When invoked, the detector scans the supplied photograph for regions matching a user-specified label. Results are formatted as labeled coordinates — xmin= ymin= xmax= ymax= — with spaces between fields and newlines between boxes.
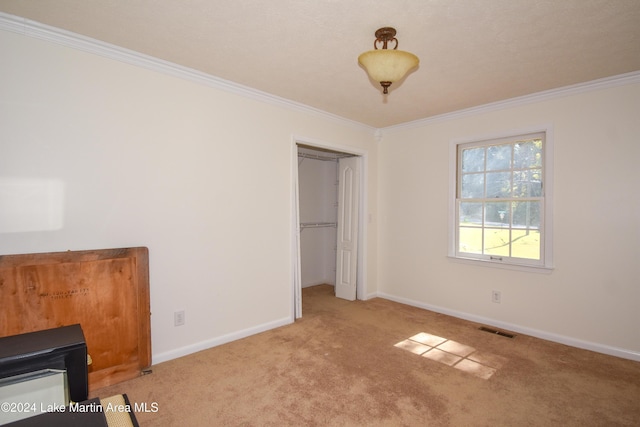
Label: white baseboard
xmin=152 ymin=316 xmax=292 ymax=365
xmin=153 ymin=294 xmax=639 ymax=365
xmin=375 ymin=292 xmax=640 ymax=362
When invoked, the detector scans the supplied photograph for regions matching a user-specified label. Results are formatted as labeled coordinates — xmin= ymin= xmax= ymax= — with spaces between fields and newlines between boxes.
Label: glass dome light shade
xmin=358 ymin=49 xmax=419 ymax=84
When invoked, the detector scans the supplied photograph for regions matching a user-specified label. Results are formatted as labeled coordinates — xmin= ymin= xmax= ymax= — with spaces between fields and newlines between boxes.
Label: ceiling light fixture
xmin=358 ymin=27 xmax=419 ymax=94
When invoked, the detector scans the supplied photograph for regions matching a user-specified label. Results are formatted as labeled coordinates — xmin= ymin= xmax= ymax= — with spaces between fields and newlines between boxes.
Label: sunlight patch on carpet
xmin=394 ymin=333 xmax=508 ymax=380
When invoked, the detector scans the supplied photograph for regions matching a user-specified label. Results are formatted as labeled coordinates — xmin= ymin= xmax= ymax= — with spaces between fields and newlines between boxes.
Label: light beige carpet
xmin=93 ymin=285 xmax=640 ymax=426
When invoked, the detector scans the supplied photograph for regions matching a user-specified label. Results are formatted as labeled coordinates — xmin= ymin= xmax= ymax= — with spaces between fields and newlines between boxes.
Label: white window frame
xmin=448 ymin=126 xmax=554 ymax=273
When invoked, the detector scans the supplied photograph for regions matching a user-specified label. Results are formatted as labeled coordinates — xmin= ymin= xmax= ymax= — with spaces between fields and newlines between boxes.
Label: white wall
xmin=377 ymin=81 xmax=640 ymax=359
xmin=0 ymin=28 xmax=378 ymax=363
xmin=298 ymin=156 xmax=338 ymax=287
xmin=2 ymin=18 xmax=636 ymax=364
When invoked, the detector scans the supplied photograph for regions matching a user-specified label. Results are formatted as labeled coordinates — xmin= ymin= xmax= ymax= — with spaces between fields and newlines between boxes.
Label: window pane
xmin=513 ymin=169 xmax=542 ymax=197
xmin=484 ymin=228 xmax=510 ymax=257
xmin=514 ymin=140 xmax=542 ymax=168
xmin=459 ymin=227 xmax=482 ymax=254
xmin=461 ymin=173 xmax=484 ymax=198
xmin=486 ymin=172 xmax=511 ymax=198
xmin=511 ymin=229 xmax=541 ymax=260
xmin=485 ymin=202 xmax=510 ymax=227
xmin=512 ymin=201 xmax=540 ymax=229
xmin=462 ymin=147 xmax=484 ymax=173
xmin=454 ymin=132 xmax=547 ymax=267
xmin=487 ymin=144 xmax=511 ymax=171
xmin=460 ymin=202 xmax=482 ymax=226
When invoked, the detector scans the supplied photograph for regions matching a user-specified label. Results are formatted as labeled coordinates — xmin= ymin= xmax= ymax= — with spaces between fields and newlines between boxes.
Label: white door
xmin=292 ymin=169 xmax=302 ymax=319
xmin=335 ymin=156 xmax=360 ymax=301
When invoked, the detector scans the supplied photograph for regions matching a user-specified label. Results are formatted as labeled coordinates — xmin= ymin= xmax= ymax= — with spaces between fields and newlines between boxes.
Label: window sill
xmin=447 ymin=255 xmax=553 ymax=274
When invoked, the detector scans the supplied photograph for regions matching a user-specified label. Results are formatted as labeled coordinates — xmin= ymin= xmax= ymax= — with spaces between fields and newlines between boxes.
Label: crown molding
xmin=0 ymin=12 xmax=375 ymax=134
xmin=2 ymin=12 xmax=638 ymax=136
xmin=382 ymin=70 xmax=640 ymax=133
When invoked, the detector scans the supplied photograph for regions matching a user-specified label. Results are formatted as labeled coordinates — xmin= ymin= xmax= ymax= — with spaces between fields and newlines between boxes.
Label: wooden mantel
xmin=0 ymin=247 xmax=151 ymax=391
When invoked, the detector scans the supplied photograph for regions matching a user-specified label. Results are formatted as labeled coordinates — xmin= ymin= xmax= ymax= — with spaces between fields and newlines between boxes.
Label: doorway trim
xmin=291 ymin=135 xmax=368 ymax=320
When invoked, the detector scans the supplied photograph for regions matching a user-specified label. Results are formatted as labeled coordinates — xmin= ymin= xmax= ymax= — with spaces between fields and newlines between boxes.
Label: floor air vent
xmin=479 ymin=326 xmax=515 ymax=339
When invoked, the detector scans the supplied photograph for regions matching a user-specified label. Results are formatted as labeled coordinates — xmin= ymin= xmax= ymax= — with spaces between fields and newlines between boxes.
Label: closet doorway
xmin=293 ymin=141 xmax=364 ymax=319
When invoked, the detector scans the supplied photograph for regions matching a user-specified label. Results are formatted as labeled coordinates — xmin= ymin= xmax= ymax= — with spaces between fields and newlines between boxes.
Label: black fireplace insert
xmin=0 ymin=324 xmax=88 ymax=403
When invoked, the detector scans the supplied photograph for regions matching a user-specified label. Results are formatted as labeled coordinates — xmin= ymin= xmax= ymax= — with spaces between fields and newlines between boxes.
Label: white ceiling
xmin=2 ymin=0 xmax=639 ymax=128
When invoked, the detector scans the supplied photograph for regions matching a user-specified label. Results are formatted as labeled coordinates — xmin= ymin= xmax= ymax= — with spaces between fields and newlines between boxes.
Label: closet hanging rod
xmin=297 ymin=152 xmax=339 ymax=162
xmin=300 ymin=222 xmax=337 ymax=230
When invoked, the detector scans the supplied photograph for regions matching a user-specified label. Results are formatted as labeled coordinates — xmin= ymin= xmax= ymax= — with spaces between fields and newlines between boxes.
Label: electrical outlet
xmin=174 ymin=310 xmax=185 ymax=326
xmin=491 ymin=290 xmax=501 ymax=304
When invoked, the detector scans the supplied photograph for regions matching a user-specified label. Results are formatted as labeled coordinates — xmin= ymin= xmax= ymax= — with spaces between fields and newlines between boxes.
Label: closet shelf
xmin=300 ymin=222 xmax=337 ymax=231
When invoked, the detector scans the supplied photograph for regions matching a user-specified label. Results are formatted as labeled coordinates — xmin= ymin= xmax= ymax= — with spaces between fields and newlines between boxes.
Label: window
xmin=451 ymin=131 xmax=552 ymax=270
